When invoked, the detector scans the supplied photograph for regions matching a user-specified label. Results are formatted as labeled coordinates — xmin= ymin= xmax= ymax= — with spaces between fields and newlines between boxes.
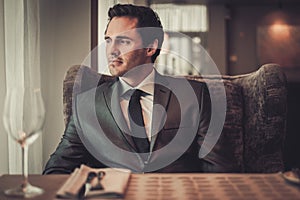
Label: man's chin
xmin=109 ymin=66 xmax=124 ymax=77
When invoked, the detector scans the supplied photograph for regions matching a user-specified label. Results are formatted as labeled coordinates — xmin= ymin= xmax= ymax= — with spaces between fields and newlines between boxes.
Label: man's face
xmin=105 ymin=17 xmax=151 ymax=77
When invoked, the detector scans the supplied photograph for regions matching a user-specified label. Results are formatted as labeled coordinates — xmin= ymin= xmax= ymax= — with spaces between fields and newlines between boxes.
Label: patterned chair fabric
xmin=62 ymin=63 xmax=287 ymax=173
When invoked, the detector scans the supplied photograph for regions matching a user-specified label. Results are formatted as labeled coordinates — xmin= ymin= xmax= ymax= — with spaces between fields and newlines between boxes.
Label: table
xmin=126 ymin=173 xmax=300 ymax=200
xmin=0 ymin=173 xmax=299 ymax=200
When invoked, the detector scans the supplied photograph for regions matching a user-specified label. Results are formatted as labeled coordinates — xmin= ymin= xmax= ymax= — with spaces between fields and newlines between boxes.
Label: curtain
xmin=3 ymin=0 xmax=42 ymax=174
xmin=151 ymin=4 xmax=208 ymax=32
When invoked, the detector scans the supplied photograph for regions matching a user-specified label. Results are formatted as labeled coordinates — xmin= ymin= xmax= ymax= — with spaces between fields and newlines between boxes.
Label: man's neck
xmin=121 ymin=64 xmax=154 ymax=87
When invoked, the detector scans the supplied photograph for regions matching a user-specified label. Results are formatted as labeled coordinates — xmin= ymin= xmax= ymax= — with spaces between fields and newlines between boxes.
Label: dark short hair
xmin=105 ymin=4 xmax=164 ymax=63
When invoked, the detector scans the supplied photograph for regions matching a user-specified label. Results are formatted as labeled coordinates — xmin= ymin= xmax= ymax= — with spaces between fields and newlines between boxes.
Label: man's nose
xmin=108 ymin=41 xmax=120 ymax=57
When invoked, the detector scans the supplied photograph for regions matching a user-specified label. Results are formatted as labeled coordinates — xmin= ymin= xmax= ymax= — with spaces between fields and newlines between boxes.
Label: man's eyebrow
xmin=104 ymin=35 xmax=133 ymax=40
xmin=116 ymin=36 xmax=133 ymax=40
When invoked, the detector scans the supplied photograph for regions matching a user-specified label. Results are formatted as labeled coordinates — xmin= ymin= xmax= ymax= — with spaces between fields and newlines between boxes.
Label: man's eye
xmin=105 ymin=39 xmax=111 ymax=44
xmin=119 ymin=39 xmax=131 ymax=45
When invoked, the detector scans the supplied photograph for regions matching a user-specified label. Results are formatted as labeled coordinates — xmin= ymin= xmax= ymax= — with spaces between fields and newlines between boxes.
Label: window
xmin=150 ymin=4 xmax=208 ymax=75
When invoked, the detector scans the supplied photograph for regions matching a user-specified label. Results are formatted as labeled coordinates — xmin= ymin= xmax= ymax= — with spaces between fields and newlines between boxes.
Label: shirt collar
xmin=119 ymin=68 xmax=155 ymax=97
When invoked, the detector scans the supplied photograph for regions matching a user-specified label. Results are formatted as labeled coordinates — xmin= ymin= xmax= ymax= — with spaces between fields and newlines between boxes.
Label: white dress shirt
xmin=119 ymin=69 xmax=155 ymax=141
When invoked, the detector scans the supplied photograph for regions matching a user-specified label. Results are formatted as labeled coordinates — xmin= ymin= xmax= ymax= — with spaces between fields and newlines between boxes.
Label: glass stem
xmin=21 ymin=141 xmax=29 ymax=188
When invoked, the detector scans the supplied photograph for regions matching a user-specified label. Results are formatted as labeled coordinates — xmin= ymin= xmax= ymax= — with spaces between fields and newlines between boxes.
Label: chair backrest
xmin=63 ymin=65 xmax=111 ymax=126
xmin=62 ymin=63 xmax=287 ymax=173
xmin=231 ymin=64 xmax=287 ymax=173
xmin=186 ymin=64 xmax=287 ymax=172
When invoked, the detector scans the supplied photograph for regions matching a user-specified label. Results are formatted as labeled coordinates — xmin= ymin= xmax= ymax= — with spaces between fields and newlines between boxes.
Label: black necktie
xmin=128 ymin=89 xmax=150 ymax=154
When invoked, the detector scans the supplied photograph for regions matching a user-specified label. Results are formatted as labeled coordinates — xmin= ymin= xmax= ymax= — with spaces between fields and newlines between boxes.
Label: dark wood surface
xmin=0 ymin=175 xmax=68 ymax=200
xmin=1 ymin=173 xmax=300 ymax=200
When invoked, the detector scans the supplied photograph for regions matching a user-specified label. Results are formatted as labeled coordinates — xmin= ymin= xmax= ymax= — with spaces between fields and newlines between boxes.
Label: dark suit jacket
xmin=43 ymin=72 xmax=239 ymax=174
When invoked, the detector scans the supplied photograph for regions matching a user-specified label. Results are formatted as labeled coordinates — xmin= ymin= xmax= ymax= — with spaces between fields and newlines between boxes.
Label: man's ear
xmin=146 ymin=39 xmax=158 ymax=57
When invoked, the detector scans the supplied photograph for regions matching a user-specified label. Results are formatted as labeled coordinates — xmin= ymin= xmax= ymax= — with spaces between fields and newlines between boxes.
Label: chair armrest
xmin=233 ymin=63 xmax=288 ymax=172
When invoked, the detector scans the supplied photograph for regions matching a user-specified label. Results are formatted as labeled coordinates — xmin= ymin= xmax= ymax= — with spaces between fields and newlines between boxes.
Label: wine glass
xmin=3 ymin=87 xmax=45 ymax=198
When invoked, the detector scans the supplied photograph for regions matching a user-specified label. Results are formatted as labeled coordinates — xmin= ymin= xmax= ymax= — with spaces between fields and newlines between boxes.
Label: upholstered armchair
xmin=62 ymin=63 xmax=287 ymax=173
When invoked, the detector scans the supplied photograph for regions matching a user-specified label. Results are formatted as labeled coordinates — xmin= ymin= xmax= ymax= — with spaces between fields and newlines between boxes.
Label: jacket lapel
xmin=98 ymin=79 xmax=138 ymax=152
xmin=151 ymin=74 xmax=178 ymax=151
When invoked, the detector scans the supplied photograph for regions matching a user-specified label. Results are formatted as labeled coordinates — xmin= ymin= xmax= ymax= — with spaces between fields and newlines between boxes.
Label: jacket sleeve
xmin=43 ymin=116 xmax=104 ymax=174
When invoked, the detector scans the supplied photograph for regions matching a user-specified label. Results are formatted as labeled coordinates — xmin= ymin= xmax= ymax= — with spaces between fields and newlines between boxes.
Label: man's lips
xmin=109 ymin=59 xmax=123 ymax=65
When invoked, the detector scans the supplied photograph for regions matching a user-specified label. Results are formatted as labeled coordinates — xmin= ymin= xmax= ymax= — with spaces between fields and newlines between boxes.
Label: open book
xmin=56 ymin=165 xmax=131 ymax=199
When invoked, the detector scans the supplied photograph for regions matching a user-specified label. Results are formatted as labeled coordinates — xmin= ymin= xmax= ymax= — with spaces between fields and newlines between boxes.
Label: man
xmin=43 ymin=4 xmax=238 ymax=174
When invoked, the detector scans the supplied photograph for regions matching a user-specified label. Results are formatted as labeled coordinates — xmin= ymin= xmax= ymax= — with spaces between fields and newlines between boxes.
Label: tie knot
xmin=130 ymin=89 xmax=143 ymax=99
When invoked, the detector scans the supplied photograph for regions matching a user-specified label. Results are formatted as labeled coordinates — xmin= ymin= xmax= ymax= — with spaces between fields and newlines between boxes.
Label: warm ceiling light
xmin=269 ymin=23 xmax=290 ymax=39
